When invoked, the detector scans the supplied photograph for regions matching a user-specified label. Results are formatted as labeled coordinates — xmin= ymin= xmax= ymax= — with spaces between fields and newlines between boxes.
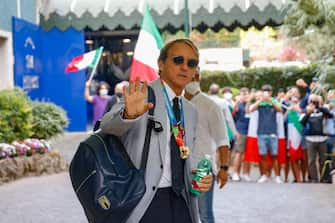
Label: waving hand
xmin=123 ymin=77 xmax=154 ymax=119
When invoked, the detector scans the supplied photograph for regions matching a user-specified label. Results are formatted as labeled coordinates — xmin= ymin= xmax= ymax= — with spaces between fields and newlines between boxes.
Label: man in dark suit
xmin=101 ymin=39 xmax=212 ymax=223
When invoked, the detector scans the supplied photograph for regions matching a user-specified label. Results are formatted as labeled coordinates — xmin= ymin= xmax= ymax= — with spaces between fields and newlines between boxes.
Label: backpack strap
xmin=140 ymin=86 xmax=156 ymax=170
xmin=86 ymin=86 xmax=156 ymax=171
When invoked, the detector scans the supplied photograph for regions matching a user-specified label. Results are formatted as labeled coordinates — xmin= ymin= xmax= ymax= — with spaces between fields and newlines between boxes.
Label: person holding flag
xmin=286 ymin=96 xmax=303 ymax=182
xmin=65 ymin=46 xmax=106 ymax=128
xmin=84 ymin=80 xmax=111 ymax=128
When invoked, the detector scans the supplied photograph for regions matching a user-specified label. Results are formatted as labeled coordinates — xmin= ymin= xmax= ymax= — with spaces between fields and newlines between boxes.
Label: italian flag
xmin=65 ymin=47 xmax=103 ymax=73
xmin=287 ymin=110 xmax=303 ymax=161
xmin=130 ymin=5 xmax=163 ymax=82
xmin=244 ymin=111 xmax=286 ymax=164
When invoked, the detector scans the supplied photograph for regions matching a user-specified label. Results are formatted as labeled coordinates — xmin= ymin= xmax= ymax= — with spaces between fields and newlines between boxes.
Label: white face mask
xmin=185 ymin=81 xmax=200 ymax=95
xmin=224 ymin=92 xmax=233 ymax=100
xmin=99 ymin=89 xmax=108 ymax=96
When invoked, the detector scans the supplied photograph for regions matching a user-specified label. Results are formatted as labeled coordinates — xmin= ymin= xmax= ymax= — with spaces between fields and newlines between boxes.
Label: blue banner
xmin=12 ymin=17 xmax=87 ymax=131
xmin=12 ymin=17 xmax=42 ymax=99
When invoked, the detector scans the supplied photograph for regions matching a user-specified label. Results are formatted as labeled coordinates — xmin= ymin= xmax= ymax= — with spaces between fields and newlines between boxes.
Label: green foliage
xmin=0 ymin=88 xmax=33 ymax=143
xmin=283 ymin=0 xmax=328 ymax=37
xmin=312 ymin=57 xmax=335 ymax=96
xmin=0 ymin=88 xmax=69 ymax=143
xmin=31 ymin=101 xmax=69 ymax=139
xmin=282 ymin=0 xmax=335 ymax=62
xmin=161 ymin=28 xmax=241 ymax=48
xmin=199 ymin=64 xmax=334 ymax=94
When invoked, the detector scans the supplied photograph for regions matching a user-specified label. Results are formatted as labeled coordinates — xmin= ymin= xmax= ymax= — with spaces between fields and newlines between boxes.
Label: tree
xmin=282 ymin=0 xmax=335 ymax=93
xmin=282 ymin=0 xmax=335 ymax=61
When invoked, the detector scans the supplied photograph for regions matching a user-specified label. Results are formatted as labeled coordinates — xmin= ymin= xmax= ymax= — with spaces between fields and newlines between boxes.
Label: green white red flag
xmin=65 ymin=47 xmax=103 ymax=73
xmin=287 ymin=110 xmax=303 ymax=161
xmin=130 ymin=5 xmax=163 ymax=82
xmin=244 ymin=111 xmax=286 ymax=164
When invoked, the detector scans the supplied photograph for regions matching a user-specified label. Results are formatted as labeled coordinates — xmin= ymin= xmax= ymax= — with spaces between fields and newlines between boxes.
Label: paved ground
xmin=0 ymin=132 xmax=334 ymax=223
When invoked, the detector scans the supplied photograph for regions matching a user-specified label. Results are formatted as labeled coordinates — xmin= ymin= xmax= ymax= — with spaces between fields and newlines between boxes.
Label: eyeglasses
xmin=172 ymin=55 xmax=198 ymax=68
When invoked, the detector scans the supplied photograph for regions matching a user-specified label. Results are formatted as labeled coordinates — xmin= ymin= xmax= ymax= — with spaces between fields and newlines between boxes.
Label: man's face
xmin=277 ymin=92 xmax=285 ymax=99
xmin=290 ymin=87 xmax=300 ymax=98
xmin=240 ymin=91 xmax=249 ymax=102
xmin=309 ymin=95 xmax=320 ymax=108
xmin=159 ymin=42 xmax=198 ymax=92
xmin=263 ymin=90 xmax=272 ymax=97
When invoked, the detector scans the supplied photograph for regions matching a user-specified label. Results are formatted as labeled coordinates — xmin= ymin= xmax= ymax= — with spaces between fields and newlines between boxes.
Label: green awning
xmin=40 ymin=0 xmax=290 ymax=32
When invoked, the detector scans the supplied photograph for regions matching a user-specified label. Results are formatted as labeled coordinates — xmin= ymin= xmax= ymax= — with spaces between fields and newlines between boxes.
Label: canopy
xmin=40 ymin=0 xmax=289 ymax=32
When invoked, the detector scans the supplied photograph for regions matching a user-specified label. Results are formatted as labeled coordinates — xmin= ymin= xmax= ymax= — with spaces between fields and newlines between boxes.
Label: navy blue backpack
xmin=69 ymin=87 xmax=156 ymax=223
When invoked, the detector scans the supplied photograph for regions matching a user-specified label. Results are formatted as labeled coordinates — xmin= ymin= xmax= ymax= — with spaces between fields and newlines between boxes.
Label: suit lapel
xmin=151 ymin=79 xmax=167 ymax=163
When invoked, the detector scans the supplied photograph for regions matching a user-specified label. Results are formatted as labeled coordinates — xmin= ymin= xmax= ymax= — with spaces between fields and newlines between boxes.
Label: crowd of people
xmin=82 ymin=38 xmax=334 ymax=223
xmin=210 ymin=77 xmax=335 ymax=184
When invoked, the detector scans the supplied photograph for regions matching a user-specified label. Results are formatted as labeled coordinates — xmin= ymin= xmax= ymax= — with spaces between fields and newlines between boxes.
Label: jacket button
xmin=160 ymin=165 xmax=163 ymax=169
xmin=152 ymin=186 xmax=156 ymax=191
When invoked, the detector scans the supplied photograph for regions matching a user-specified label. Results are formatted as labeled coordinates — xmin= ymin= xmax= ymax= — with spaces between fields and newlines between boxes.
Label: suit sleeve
xmin=100 ymin=100 xmax=142 ymax=136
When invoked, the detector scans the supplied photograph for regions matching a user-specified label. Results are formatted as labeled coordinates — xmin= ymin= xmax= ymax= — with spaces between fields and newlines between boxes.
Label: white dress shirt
xmin=191 ymin=92 xmax=230 ymax=174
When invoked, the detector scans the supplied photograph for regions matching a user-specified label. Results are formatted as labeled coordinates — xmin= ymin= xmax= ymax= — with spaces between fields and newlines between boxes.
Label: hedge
xmin=200 ymin=64 xmax=335 ymax=94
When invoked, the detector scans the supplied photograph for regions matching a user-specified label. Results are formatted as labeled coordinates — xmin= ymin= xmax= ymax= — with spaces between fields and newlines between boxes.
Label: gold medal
xmin=180 ymin=146 xmax=190 ymax=159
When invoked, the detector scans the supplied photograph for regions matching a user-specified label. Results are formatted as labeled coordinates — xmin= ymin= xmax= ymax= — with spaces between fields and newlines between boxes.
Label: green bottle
xmin=190 ymin=154 xmax=212 ymax=196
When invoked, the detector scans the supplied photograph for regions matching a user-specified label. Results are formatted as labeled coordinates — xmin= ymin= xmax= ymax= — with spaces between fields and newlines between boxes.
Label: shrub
xmin=31 ymin=101 xmax=69 ymax=139
xmin=0 ymin=88 xmax=33 ymax=143
xmin=200 ymin=64 xmax=327 ymax=94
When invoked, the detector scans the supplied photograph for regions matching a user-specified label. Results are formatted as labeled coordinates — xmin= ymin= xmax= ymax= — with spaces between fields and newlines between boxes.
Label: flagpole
xmin=184 ymin=0 xmax=190 ymax=38
xmin=88 ymin=46 xmax=104 ymax=82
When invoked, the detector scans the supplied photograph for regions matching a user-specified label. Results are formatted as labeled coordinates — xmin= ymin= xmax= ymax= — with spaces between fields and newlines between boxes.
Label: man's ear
xmin=158 ymin=60 xmax=164 ymax=73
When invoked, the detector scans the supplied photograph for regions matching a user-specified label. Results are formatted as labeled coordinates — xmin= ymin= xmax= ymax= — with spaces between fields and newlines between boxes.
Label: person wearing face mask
xmin=103 ymin=81 xmax=129 ymax=115
xmin=84 ymin=80 xmax=112 ymax=129
xmin=301 ymin=94 xmax=333 ymax=182
xmin=222 ymin=87 xmax=234 ymax=111
xmin=185 ymin=69 xmax=230 ymax=223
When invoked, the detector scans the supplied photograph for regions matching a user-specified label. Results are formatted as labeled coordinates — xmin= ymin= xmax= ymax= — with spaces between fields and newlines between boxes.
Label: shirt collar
xmin=162 ymin=80 xmax=184 ymax=102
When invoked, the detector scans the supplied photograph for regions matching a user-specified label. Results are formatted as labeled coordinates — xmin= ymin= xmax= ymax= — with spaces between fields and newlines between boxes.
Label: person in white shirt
xmin=208 ymin=84 xmax=239 ymax=143
xmin=185 ymin=71 xmax=230 ymax=223
xmin=207 ymin=83 xmax=239 ymax=181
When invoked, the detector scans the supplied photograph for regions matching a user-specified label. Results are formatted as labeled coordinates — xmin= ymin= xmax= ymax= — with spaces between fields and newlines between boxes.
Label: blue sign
xmin=12 ymin=17 xmax=87 ymax=131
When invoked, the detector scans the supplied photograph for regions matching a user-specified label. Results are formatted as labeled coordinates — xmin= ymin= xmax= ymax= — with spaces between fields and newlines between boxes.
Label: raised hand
xmin=123 ymin=77 xmax=154 ymax=119
xmin=296 ymin=79 xmax=307 ymax=88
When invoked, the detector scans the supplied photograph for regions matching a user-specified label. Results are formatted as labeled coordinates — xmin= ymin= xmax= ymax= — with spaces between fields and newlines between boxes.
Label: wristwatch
xmin=220 ymin=165 xmax=229 ymax=171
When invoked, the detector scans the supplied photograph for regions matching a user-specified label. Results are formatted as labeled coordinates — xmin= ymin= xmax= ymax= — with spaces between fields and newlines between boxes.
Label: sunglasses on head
xmin=172 ymin=55 xmax=198 ymax=68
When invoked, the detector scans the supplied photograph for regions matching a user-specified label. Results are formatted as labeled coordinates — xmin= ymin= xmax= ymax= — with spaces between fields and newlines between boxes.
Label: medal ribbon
xmin=161 ymin=80 xmax=189 ymax=159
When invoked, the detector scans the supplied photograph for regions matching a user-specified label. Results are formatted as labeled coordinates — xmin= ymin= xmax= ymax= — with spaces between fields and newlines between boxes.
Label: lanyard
xmin=161 ymin=80 xmax=184 ymax=133
xmin=160 ymin=80 xmax=189 ymax=159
